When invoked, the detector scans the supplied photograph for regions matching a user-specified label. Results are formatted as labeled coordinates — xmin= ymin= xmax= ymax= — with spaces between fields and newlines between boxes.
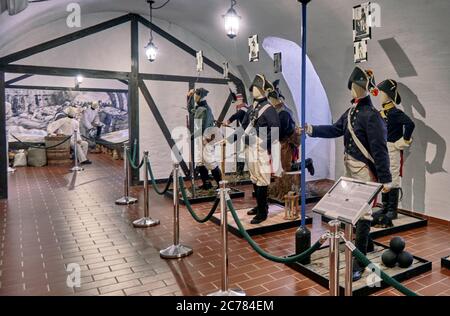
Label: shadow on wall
xmin=398 ymin=83 xmax=447 ymax=214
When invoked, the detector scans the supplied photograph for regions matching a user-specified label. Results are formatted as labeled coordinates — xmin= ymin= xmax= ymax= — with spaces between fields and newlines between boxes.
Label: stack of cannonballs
xmin=381 ymin=236 xmax=414 ymax=268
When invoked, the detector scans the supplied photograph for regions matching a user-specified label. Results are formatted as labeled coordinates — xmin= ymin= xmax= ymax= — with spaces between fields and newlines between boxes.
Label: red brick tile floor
xmin=0 ymin=153 xmax=449 ymax=296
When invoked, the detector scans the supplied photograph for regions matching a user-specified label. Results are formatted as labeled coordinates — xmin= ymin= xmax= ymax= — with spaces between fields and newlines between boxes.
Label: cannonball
xmin=381 ymin=249 xmax=398 ymax=268
xmin=397 ymin=251 xmax=414 ymax=268
xmin=389 ymin=236 xmax=406 ymax=254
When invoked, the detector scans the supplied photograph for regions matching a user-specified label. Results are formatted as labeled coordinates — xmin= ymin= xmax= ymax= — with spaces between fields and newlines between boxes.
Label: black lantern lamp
xmin=145 ymin=0 xmax=158 ymax=61
xmin=223 ymin=0 xmax=240 ymax=39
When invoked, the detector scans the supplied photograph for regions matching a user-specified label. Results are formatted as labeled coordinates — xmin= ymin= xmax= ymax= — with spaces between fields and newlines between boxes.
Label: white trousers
xmin=194 ymin=137 xmax=218 ymax=171
xmin=246 ymin=138 xmax=272 ymax=186
xmin=71 ymin=140 xmax=89 ymax=163
xmin=344 ymin=154 xmax=375 ymax=182
xmin=387 ymin=142 xmax=401 ymax=188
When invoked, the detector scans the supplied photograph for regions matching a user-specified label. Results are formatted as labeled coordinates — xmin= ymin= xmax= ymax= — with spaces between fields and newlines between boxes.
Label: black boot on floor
xmin=305 ymin=158 xmax=315 ymax=176
xmin=372 ymin=191 xmax=393 ymax=228
xmin=251 ymin=186 xmax=268 ymax=224
xmin=211 ymin=167 xmax=222 ymax=188
xmin=198 ymin=166 xmax=212 ymax=190
xmin=386 ymin=188 xmax=399 ymax=220
xmin=247 ymin=184 xmax=258 ymax=215
xmin=236 ymin=161 xmax=245 ymax=176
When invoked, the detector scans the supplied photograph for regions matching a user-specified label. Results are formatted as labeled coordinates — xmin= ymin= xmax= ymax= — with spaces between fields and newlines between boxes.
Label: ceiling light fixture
xmin=223 ymin=0 xmax=241 ymax=39
xmin=145 ymin=0 xmax=158 ymax=62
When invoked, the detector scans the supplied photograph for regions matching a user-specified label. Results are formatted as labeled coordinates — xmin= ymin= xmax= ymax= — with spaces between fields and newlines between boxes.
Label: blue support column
xmin=295 ymin=0 xmax=311 ymax=264
xmin=300 ymin=0 xmax=308 ymax=227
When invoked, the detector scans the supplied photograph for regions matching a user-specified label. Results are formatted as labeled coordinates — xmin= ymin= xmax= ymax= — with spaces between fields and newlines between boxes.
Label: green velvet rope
xmin=178 ymin=176 xmax=220 ymax=223
xmin=352 ymin=248 xmax=418 ymax=296
xmin=126 ymin=148 xmax=144 ymax=170
xmin=226 ymin=199 xmax=323 ymax=263
xmin=146 ymin=161 xmax=173 ymax=195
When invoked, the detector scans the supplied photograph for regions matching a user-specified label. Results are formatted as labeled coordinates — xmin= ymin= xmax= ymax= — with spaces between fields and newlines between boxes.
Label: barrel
xmin=45 ymin=135 xmax=71 ymax=165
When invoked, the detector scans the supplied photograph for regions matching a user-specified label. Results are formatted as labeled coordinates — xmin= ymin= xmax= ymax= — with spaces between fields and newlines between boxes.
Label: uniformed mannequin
xmin=187 ymin=88 xmax=222 ymax=190
xmin=242 ymin=74 xmax=280 ymax=224
xmin=305 ymin=67 xmax=392 ymax=281
xmin=47 ymin=106 xmax=92 ymax=165
xmin=372 ymin=80 xmax=415 ymax=227
xmin=267 ymin=80 xmax=314 ymax=200
xmin=226 ymin=93 xmax=249 ymax=175
xmin=80 ymin=101 xmax=103 ymax=147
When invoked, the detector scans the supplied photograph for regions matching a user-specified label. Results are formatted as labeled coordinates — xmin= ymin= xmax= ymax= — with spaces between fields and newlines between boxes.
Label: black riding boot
xmin=352 ymin=219 xmax=372 ymax=281
xmin=251 ymin=186 xmax=268 ymax=224
xmin=382 ymin=191 xmax=389 ymax=212
xmin=211 ymin=166 xmax=222 ymax=188
xmin=247 ymin=184 xmax=258 ymax=215
xmin=198 ymin=166 xmax=212 ymax=190
xmin=305 ymin=158 xmax=315 ymax=176
xmin=236 ymin=161 xmax=245 ymax=175
xmin=386 ymin=188 xmax=399 ymax=220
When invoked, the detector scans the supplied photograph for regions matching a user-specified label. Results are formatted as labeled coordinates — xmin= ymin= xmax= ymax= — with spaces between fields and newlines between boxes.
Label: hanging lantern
xmin=145 ymin=0 xmax=158 ymax=62
xmin=145 ymin=40 xmax=158 ymax=62
xmin=224 ymin=0 xmax=240 ymax=39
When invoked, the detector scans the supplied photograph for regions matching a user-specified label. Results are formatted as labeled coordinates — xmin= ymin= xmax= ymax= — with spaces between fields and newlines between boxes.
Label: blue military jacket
xmin=380 ymin=102 xmax=415 ymax=143
xmin=311 ymin=95 xmax=392 ymax=183
xmin=242 ymin=98 xmax=280 ymax=154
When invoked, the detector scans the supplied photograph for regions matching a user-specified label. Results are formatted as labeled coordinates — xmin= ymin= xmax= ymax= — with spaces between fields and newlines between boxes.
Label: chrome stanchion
xmin=133 ymin=151 xmax=160 ymax=228
xmin=116 ymin=145 xmax=138 ymax=205
xmin=328 ymin=220 xmax=341 ymax=296
xmin=70 ymin=130 xmax=84 ymax=172
xmin=160 ymin=164 xmax=193 ymax=259
xmin=208 ymin=181 xmax=245 ymax=296
xmin=344 ymin=223 xmax=353 ymax=296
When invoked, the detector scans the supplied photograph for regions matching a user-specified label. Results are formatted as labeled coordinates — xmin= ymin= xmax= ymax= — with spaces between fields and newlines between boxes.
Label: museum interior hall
xmin=0 ymin=0 xmax=449 ymax=299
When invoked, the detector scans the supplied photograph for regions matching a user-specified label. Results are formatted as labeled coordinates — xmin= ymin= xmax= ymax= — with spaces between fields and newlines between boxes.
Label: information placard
xmin=313 ymin=177 xmax=382 ymax=225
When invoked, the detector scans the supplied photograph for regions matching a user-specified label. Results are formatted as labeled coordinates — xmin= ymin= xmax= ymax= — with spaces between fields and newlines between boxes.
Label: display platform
xmin=210 ymin=203 xmax=312 ymax=238
xmin=286 ymin=241 xmax=432 ymax=296
xmin=224 ymin=172 xmax=253 ymax=186
xmin=165 ymin=187 xmax=244 ymax=205
xmin=321 ymin=208 xmax=428 ymax=239
xmin=266 ymin=179 xmax=335 ymax=204
xmin=442 ymin=256 xmax=450 ymax=269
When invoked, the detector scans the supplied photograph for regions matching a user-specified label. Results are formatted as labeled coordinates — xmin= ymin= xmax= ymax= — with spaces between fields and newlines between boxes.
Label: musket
xmin=186 ymin=114 xmax=196 ymax=197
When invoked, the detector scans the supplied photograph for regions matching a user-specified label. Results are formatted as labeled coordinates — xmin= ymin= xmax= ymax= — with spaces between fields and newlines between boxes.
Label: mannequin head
xmin=252 ymin=86 xmax=265 ymax=99
xmin=348 ymin=67 xmax=378 ymax=99
xmin=194 ymin=88 xmax=209 ymax=104
xmin=377 ymin=79 xmax=401 ymax=105
xmin=351 ymin=83 xmax=367 ymax=99
xmin=249 ymin=74 xmax=272 ymax=100
xmin=379 ymin=91 xmax=392 ymax=105
xmin=268 ymin=80 xmax=283 ymax=107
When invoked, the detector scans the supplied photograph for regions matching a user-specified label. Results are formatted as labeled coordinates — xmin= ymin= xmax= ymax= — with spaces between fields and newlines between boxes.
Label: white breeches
xmin=71 ymin=140 xmax=89 ymax=163
xmin=194 ymin=137 xmax=218 ymax=171
xmin=387 ymin=142 xmax=401 ymax=188
xmin=246 ymin=138 xmax=272 ymax=186
xmin=344 ymin=154 xmax=375 ymax=182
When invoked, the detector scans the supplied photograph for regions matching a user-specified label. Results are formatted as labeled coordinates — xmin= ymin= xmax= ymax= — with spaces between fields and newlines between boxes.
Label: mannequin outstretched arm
xmin=309 ymin=110 xmax=348 ymax=138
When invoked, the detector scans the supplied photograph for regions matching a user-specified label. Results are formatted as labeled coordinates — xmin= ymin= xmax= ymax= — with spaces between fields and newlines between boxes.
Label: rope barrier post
xmin=344 ymin=222 xmax=353 ymax=296
xmin=208 ymin=180 xmax=245 ymax=297
xmin=160 ymin=164 xmax=193 ymax=259
xmin=133 ymin=151 xmax=160 ymax=228
xmin=116 ymin=145 xmax=138 ymax=205
xmin=221 ymin=127 xmax=226 ymax=179
xmin=329 ymin=220 xmax=341 ymax=296
xmin=70 ymin=130 xmax=84 ymax=172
